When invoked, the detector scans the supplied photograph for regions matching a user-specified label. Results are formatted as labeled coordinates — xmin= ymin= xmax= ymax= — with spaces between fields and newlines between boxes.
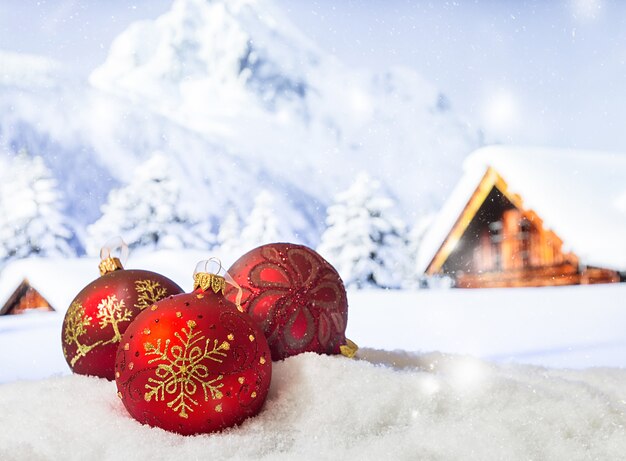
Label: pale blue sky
xmin=1 ymin=0 xmax=625 ymax=152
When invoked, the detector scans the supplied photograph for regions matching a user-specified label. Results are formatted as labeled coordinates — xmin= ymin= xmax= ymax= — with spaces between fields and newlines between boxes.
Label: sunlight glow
xmin=350 ymin=88 xmax=373 ymax=118
xmin=449 ymin=357 xmax=489 ymax=391
xmin=482 ymin=88 xmax=521 ymax=138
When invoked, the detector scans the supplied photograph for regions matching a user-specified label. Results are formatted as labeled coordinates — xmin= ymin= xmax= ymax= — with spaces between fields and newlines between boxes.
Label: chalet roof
xmin=417 ymin=145 xmax=626 ymax=274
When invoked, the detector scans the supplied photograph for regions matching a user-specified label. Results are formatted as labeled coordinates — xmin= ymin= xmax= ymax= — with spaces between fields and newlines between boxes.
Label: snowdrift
xmin=0 ymin=351 xmax=625 ymax=460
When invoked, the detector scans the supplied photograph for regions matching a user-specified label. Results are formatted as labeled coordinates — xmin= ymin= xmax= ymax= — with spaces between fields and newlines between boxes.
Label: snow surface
xmin=417 ymin=145 xmax=626 ymax=273
xmin=348 ymin=284 xmax=626 ymax=369
xmin=0 ymin=352 xmax=625 ymax=460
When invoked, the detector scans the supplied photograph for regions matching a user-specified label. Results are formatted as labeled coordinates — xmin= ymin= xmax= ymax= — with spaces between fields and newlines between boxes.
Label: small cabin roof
xmin=0 ymin=249 xmax=217 ymax=315
xmin=0 ymin=279 xmax=52 ymax=315
xmin=417 ymin=145 xmax=626 ymax=274
xmin=0 ymin=258 xmax=98 ymax=315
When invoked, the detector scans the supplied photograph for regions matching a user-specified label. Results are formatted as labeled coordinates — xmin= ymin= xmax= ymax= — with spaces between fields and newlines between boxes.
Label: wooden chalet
xmin=418 ymin=146 xmax=626 ymax=288
xmin=0 ymin=278 xmax=54 ymax=315
xmin=0 ymin=258 xmax=98 ymax=318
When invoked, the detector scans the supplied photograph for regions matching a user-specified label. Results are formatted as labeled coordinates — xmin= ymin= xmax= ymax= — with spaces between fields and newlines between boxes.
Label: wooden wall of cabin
xmin=473 ymin=208 xmax=576 ymax=273
xmin=1 ymin=284 xmax=53 ymax=315
xmin=440 ymin=186 xmax=620 ymax=288
xmin=12 ymin=287 xmax=53 ymax=314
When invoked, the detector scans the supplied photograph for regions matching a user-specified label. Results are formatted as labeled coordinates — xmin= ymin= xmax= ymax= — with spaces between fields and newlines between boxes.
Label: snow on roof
xmin=0 ymin=258 xmax=97 ymax=314
xmin=0 ymin=249 xmax=233 ymax=315
xmin=417 ymin=145 xmax=626 ymax=273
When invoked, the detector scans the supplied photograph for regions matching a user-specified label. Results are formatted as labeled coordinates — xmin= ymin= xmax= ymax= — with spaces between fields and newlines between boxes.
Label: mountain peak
xmin=88 ymin=0 xmax=481 ymax=211
xmin=89 ymin=0 xmax=317 ymax=110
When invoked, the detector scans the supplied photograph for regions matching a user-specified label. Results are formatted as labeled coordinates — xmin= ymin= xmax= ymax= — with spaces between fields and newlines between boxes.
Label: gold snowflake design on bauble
xmin=143 ymin=320 xmax=230 ymax=418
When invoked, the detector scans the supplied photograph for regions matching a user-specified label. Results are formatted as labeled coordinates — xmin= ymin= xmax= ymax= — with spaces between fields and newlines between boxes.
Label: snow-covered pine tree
xmin=317 ymin=172 xmax=408 ymax=289
xmin=217 ymin=209 xmax=241 ymax=254
xmin=0 ymin=150 xmax=76 ymax=267
xmin=86 ymin=152 xmax=213 ymax=254
xmin=403 ymin=214 xmax=434 ymax=288
xmin=239 ymin=190 xmax=280 ymax=251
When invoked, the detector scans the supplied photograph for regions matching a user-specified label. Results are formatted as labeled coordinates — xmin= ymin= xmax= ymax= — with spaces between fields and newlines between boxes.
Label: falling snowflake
xmin=143 ymin=320 xmax=230 ymax=418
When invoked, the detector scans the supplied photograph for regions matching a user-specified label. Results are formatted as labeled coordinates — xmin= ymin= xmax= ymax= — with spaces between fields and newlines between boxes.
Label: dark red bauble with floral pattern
xmin=62 ymin=258 xmax=183 ymax=381
xmin=115 ymin=273 xmax=272 ymax=435
xmin=225 ymin=243 xmax=353 ymax=361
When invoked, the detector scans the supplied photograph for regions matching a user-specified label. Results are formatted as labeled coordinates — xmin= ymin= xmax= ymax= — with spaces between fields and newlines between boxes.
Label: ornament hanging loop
xmin=99 ymin=236 xmax=129 ymax=276
xmin=193 ymin=258 xmax=244 ymax=312
xmin=203 ymin=257 xmax=223 ymax=275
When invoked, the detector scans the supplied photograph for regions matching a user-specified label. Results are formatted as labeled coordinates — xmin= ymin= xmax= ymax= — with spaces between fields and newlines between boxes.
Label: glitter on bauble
xmin=115 ymin=260 xmax=272 ymax=435
xmin=226 ymin=243 xmax=357 ymax=361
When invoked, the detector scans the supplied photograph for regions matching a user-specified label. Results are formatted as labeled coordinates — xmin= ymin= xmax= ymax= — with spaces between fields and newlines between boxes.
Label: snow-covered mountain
xmin=0 ymin=0 xmax=481 ymax=254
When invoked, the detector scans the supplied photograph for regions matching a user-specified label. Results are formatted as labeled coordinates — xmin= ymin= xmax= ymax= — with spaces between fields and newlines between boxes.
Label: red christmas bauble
xmin=62 ymin=258 xmax=183 ymax=380
xmin=226 ymin=243 xmax=350 ymax=361
xmin=115 ymin=273 xmax=272 ymax=435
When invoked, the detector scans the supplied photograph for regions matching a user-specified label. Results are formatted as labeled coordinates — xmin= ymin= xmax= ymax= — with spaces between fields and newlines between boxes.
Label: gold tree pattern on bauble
xmin=134 ymin=279 xmax=168 ymax=310
xmin=63 ymin=301 xmax=103 ymax=366
xmin=97 ymin=295 xmax=132 ymax=343
xmin=64 ymin=296 xmax=132 ymax=366
xmin=143 ymin=320 xmax=230 ymax=418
